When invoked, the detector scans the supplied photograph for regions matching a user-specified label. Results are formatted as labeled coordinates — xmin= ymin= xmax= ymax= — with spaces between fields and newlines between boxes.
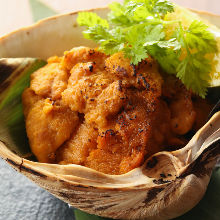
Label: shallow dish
xmin=0 ymin=6 xmax=220 ymax=220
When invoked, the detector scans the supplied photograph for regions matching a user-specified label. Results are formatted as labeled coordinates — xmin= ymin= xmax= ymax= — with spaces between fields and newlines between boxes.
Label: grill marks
xmin=22 ymin=47 xmax=170 ymax=175
xmin=91 ymin=85 xmax=160 ymax=174
xmin=54 ymin=49 xmax=163 ymax=174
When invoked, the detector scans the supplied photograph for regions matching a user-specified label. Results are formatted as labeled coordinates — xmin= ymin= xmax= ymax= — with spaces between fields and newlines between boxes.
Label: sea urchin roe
xmin=22 ymin=46 xmax=210 ymax=174
xmin=22 ymin=91 xmax=79 ymax=163
xmin=30 ymin=62 xmax=69 ymax=100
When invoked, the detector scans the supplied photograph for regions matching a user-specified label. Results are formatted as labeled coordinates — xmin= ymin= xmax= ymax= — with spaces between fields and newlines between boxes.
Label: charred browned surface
xmin=0 ymin=60 xmax=17 ymax=85
xmin=22 ymin=47 xmax=214 ymax=175
xmin=146 ymin=157 xmax=158 ymax=169
xmin=144 ymin=187 xmax=164 ymax=203
xmin=181 ymin=141 xmax=220 ymax=178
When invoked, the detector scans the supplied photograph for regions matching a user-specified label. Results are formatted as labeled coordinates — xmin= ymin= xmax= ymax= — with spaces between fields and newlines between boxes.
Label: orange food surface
xmin=22 ymin=47 xmax=211 ymax=175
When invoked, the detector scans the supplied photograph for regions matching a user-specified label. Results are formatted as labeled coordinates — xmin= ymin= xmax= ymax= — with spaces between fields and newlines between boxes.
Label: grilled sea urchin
xmin=22 ymin=47 xmax=213 ymax=175
xmin=0 ymin=4 xmax=220 ymax=220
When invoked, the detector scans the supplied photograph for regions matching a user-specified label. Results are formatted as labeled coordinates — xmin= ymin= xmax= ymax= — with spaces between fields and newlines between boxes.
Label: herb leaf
xmin=77 ymin=0 xmax=218 ymax=97
xmin=177 ymin=54 xmax=212 ymax=98
xmin=174 ymin=21 xmax=217 ymax=97
xmin=186 ymin=20 xmax=218 ymax=54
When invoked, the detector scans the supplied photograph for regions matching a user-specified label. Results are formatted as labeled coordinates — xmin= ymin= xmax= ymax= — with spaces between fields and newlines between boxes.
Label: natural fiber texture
xmin=0 ymin=7 xmax=219 ymax=220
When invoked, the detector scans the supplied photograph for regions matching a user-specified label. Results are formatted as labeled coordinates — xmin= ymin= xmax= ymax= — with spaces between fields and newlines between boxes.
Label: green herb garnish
xmin=77 ymin=0 xmax=218 ymax=98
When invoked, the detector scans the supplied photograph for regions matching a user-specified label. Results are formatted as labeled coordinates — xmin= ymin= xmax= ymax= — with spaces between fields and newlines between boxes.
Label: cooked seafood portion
xmin=22 ymin=46 xmax=211 ymax=174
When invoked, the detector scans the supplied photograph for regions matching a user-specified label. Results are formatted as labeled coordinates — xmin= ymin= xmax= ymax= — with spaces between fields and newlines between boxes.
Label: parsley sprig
xmin=77 ymin=0 xmax=218 ymax=97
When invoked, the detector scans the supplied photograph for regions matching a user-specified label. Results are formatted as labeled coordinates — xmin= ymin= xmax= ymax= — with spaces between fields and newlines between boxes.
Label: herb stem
xmin=179 ymin=22 xmax=191 ymax=56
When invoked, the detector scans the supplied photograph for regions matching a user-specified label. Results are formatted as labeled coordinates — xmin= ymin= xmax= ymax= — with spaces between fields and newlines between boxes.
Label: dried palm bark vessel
xmin=0 ymin=6 xmax=220 ymax=220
